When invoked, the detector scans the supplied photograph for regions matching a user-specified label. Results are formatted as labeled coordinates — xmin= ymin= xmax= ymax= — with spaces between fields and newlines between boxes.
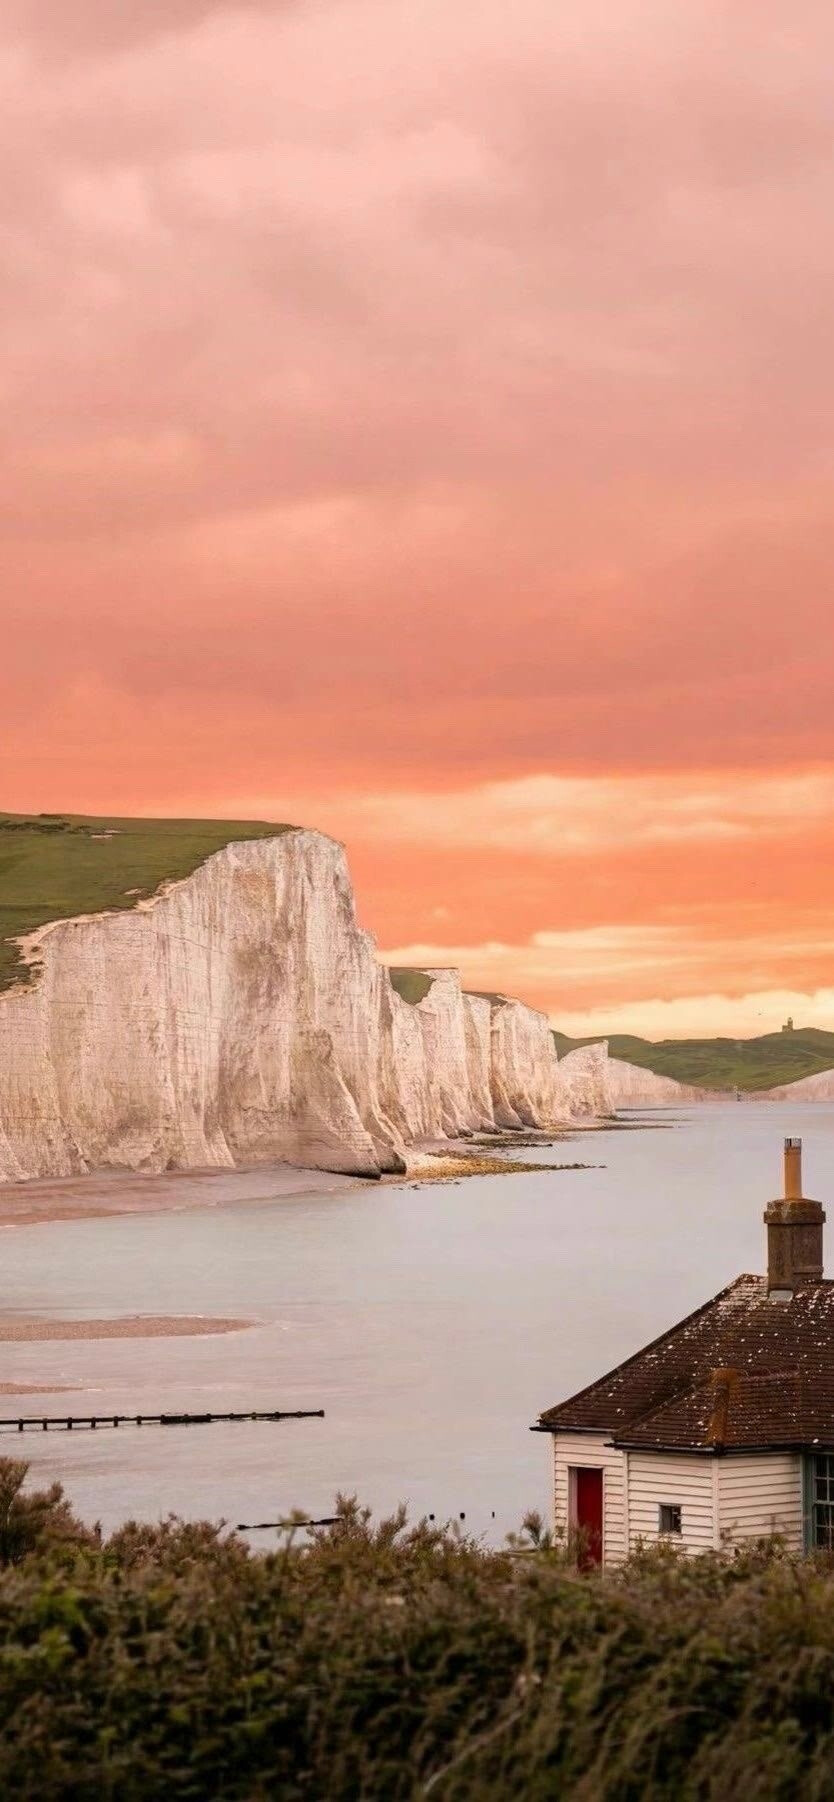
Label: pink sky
xmin=3 ymin=1 xmax=834 ymax=1034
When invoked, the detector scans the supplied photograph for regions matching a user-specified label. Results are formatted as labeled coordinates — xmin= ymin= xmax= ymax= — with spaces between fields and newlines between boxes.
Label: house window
xmin=809 ymin=1454 xmax=834 ymax=1550
xmin=659 ymin=1503 xmax=682 ymax=1536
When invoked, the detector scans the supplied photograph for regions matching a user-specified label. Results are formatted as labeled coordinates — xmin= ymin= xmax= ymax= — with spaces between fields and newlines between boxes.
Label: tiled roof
xmin=537 ymin=1275 xmax=834 ymax=1451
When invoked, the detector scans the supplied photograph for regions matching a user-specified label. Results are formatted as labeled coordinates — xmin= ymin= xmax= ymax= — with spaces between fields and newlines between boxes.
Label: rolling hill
xmin=552 ymin=1027 xmax=834 ymax=1092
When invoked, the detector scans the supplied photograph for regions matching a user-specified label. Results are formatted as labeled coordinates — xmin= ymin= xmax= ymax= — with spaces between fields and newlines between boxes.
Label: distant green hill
xmin=0 ymin=813 xmax=294 ymax=991
xmin=552 ymin=1026 xmax=834 ymax=1092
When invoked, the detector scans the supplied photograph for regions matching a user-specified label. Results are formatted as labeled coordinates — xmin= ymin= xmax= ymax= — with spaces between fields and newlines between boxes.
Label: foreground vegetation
xmin=553 ymin=1025 xmax=834 ymax=1092
xmin=2 ymin=1462 xmax=834 ymax=1797
xmin=0 ymin=813 xmax=293 ymax=990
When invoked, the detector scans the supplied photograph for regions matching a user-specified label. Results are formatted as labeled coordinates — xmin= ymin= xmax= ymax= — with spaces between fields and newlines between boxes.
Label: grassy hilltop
xmin=0 ymin=812 xmax=293 ymax=992
xmin=389 ymin=969 xmax=510 ymax=1008
xmin=388 ymin=967 xmax=434 ymax=1004
xmin=553 ymin=1026 xmax=834 ymax=1092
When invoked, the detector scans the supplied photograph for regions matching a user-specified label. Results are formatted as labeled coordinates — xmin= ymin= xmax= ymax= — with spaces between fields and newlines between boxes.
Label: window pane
xmin=815 ymin=1456 xmax=834 ymax=1502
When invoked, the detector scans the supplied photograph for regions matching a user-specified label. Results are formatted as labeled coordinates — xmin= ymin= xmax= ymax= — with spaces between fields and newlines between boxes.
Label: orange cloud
xmin=3 ymin=2 xmax=834 ymax=1034
xmin=271 ymin=771 xmax=834 ymax=856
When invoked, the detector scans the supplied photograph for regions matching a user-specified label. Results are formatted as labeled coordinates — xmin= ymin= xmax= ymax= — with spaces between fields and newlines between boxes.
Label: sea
xmin=4 ymin=1102 xmax=834 ymax=1546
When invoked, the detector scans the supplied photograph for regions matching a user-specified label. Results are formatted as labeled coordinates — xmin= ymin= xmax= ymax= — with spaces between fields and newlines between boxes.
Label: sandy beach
xmin=0 ymin=1316 xmax=252 ymax=1342
xmin=0 ymin=1383 xmax=76 ymax=1395
xmin=0 ymin=1162 xmax=362 ymax=1229
xmin=0 ymin=1140 xmax=599 ymax=1226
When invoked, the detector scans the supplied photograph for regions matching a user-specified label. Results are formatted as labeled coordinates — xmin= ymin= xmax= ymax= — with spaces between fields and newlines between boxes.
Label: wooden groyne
xmin=238 ymin=1515 xmax=342 ymax=1531
xmin=0 ymin=1407 xmax=324 ymax=1434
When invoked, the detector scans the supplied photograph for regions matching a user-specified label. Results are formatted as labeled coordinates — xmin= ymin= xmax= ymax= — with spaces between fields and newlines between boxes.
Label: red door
xmin=574 ymin=1467 xmax=603 ymax=1569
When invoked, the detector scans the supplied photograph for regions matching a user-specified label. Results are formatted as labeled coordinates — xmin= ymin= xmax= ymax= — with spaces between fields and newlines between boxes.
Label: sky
xmin=3 ymin=0 xmax=834 ymax=1037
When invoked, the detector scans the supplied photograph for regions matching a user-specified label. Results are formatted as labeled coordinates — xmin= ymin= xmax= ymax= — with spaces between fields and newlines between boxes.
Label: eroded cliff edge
xmin=603 ymin=1058 xmax=708 ymax=1107
xmin=0 ymin=829 xmax=613 ymax=1182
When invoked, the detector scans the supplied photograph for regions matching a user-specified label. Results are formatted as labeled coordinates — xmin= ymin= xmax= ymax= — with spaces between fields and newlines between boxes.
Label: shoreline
xmin=0 ymin=1162 xmax=364 ymax=1229
xmin=0 ymin=1115 xmax=647 ymax=1228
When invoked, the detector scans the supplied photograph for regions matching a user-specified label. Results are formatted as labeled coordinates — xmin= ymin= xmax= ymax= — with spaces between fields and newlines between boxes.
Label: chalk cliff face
xmin=603 ymin=1056 xmax=707 ymax=1106
xmin=0 ymin=830 xmax=614 ymax=1183
xmin=556 ymin=1043 xmax=616 ymax=1116
xmin=756 ymin=1069 xmax=834 ymax=1101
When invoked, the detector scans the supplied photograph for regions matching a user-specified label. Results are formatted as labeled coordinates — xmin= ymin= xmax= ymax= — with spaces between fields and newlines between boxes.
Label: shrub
xmin=0 ymin=1458 xmax=96 ymax=1567
xmin=0 ymin=1465 xmax=833 ymax=1797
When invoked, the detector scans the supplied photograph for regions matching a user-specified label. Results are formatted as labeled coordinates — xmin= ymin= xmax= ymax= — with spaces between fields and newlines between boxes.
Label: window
xmin=659 ymin=1503 xmax=682 ymax=1536
xmin=809 ymin=1455 xmax=834 ymax=1549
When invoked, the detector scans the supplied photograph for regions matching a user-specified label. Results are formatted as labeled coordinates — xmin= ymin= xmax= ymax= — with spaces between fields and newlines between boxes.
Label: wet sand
xmin=0 ymin=1316 xmax=252 ymax=1341
xmin=0 ymin=1382 xmax=76 ymax=1394
xmin=0 ymin=1163 xmax=362 ymax=1228
xmin=0 ymin=1135 xmax=601 ymax=1225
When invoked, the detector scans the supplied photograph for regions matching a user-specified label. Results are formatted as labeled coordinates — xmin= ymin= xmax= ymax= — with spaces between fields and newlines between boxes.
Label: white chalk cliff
xmin=0 ymin=829 xmax=615 ymax=1183
xmin=756 ymin=1068 xmax=834 ymax=1101
xmin=603 ymin=1057 xmax=707 ymax=1107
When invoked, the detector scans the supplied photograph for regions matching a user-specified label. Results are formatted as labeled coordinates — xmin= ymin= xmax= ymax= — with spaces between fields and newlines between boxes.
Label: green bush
xmin=0 ymin=1457 xmax=97 ymax=1567
xmin=1 ymin=1467 xmax=834 ymax=1798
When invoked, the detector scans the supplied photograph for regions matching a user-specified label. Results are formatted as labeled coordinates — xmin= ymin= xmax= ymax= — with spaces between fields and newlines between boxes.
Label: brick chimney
xmin=708 ymin=1367 xmax=740 ymax=1445
xmin=764 ymin=1138 xmax=825 ymax=1294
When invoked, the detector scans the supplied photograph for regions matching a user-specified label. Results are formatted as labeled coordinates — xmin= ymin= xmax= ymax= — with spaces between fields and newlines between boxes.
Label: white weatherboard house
xmin=535 ymin=1138 xmax=834 ymax=1566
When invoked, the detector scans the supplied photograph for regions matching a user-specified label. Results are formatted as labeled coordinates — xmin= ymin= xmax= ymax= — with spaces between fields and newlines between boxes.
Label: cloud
xmin=554 ymin=989 xmax=834 ymax=1043
xmin=311 ymin=770 xmax=834 ymax=856
xmin=3 ymin=0 xmax=834 ymax=1031
xmin=4 ymin=1 xmax=295 ymax=58
xmin=379 ymin=915 xmax=834 ymax=1025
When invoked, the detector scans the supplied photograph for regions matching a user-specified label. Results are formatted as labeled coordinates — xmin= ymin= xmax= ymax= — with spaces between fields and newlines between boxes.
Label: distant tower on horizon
xmin=782 ymin=1017 xmax=795 ymax=1033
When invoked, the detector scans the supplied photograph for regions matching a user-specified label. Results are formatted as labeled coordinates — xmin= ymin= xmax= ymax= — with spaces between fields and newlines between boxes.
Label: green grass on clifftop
xmin=552 ymin=1026 xmax=834 ymax=1092
xmin=388 ymin=972 xmax=510 ymax=1009
xmin=388 ymin=967 xmax=434 ymax=1004
xmin=0 ymin=813 xmax=294 ymax=992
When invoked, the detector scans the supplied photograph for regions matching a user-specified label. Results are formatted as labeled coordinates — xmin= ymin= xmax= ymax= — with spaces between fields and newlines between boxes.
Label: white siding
xmin=552 ymin=1432 xmax=628 ymax=1565
xmin=717 ymin=1453 xmax=803 ymax=1552
xmin=628 ymin=1452 xmax=716 ymax=1554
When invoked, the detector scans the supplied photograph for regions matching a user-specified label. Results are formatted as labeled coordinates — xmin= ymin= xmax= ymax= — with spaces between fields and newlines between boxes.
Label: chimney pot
xmin=784 ymin=1137 xmax=803 ymax=1200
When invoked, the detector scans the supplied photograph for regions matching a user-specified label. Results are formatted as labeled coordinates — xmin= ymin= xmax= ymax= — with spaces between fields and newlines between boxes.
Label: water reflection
xmin=3 ymin=1102 xmax=833 ymax=1543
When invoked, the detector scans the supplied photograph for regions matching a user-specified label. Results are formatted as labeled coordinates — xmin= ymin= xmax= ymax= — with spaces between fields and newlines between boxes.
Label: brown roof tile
xmin=537 ymin=1274 xmax=834 ymax=1451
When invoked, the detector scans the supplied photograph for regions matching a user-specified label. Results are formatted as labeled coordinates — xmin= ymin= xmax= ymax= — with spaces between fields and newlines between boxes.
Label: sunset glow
xmin=4 ymin=1 xmax=834 ymax=1033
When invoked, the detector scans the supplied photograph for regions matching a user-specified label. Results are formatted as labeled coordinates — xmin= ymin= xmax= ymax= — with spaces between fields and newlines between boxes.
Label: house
xmin=534 ymin=1137 xmax=834 ymax=1565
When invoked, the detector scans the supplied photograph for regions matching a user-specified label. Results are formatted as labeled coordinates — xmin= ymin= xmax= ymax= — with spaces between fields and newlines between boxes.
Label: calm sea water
xmin=4 ymin=1102 xmax=834 ymax=1544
